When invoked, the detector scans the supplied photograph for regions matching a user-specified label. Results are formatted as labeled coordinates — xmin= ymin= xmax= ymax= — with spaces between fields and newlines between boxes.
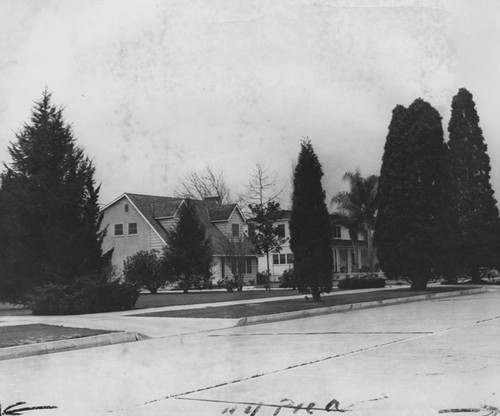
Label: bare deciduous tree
xmin=175 ymin=166 xmax=232 ymax=203
xmin=241 ymin=162 xmax=287 ymax=208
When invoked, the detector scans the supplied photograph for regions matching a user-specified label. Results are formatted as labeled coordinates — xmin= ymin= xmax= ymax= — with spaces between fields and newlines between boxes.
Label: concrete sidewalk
xmin=0 ymin=288 xmax=498 ymax=416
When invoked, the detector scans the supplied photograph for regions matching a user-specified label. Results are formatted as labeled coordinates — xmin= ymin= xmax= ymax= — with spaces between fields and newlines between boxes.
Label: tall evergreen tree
xmin=0 ymin=91 xmax=105 ymax=301
xmin=289 ymin=140 xmax=333 ymax=300
xmin=162 ymin=200 xmax=213 ymax=293
xmin=447 ymin=88 xmax=500 ymax=281
xmin=374 ymin=99 xmax=452 ymax=290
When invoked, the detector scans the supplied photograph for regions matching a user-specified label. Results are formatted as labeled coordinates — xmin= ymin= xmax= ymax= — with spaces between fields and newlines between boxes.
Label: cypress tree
xmin=375 ymin=99 xmax=452 ymax=290
xmin=447 ymin=88 xmax=500 ymax=281
xmin=162 ymin=200 xmax=213 ymax=293
xmin=289 ymin=139 xmax=333 ymax=300
xmin=0 ymin=91 xmax=105 ymax=301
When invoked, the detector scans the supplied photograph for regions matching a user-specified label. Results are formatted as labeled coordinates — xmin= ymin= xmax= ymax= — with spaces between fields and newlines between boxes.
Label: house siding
xmin=101 ymin=197 xmax=158 ymax=275
xmin=213 ymin=209 xmax=246 ymax=237
xmin=150 ymin=229 xmax=165 ymax=252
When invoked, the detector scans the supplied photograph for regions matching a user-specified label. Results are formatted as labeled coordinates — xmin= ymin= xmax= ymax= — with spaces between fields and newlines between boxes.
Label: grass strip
xmin=132 ymin=287 xmax=473 ymax=319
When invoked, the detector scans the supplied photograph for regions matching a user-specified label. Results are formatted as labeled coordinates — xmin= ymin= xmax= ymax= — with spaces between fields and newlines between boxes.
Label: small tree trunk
xmin=237 ymin=273 xmax=243 ymax=291
xmin=311 ymin=286 xmax=321 ymax=301
xmin=367 ymin=228 xmax=374 ymax=277
xmin=470 ymin=267 xmax=481 ymax=283
xmin=410 ymin=272 xmax=428 ymax=291
xmin=265 ymin=252 xmax=271 ymax=292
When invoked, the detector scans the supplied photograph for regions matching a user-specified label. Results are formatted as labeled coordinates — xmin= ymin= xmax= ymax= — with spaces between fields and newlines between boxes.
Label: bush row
xmin=337 ymin=276 xmax=386 ymax=289
xmin=30 ymin=276 xmax=140 ymax=315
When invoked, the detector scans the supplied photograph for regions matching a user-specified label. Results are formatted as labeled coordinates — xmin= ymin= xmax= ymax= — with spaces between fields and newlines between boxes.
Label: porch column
xmin=347 ymin=248 xmax=352 ymax=273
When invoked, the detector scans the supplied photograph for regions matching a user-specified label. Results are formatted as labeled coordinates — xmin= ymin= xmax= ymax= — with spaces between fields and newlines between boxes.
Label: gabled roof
xmin=207 ymin=203 xmax=240 ymax=221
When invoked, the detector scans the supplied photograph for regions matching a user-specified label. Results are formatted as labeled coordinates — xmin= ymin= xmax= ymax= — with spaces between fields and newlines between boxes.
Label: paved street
xmin=1 ymin=288 xmax=499 ymax=416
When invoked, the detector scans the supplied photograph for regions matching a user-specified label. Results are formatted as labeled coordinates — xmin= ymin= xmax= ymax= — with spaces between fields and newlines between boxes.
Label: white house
xmin=100 ymin=193 xmax=259 ymax=283
xmin=254 ymin=209 xmax=376 ymax=281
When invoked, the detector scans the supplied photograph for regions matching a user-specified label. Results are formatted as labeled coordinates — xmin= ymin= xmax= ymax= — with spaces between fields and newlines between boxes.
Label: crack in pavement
xmin=207 ymin=331 xmax=434 ymax=336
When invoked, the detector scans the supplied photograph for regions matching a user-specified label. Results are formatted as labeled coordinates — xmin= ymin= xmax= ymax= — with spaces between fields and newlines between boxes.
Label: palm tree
xmin=331 ymin=170 xmax=378 ymax=276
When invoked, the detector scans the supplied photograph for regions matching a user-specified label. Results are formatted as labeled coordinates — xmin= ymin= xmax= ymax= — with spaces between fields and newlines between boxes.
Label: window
xmin=287 ymin=253 xmax=294 ymax=264
xmin=280 ymin=254 xmax=286 ymax=264
xmin=128 ymin=222 xmax=138 ymax=235
xmin=333 ymin=226 xmax=342 ymax=239
xmin=277 ymin=224 xmax=285 ymax=238
xmin=273 ymin=254 xmax=279 ymax=265
xmin=246 ymin=258 xmax=253 ymax=274
xmin=124 ymin=204 xmax=129 ymax=213
xmin=114 ymin=224 xmax=123 ymax=236
xmin=232 ymin=223 xmax=240 ymax=237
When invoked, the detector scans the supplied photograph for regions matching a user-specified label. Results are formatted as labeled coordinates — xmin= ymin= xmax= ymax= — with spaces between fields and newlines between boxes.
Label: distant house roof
xmin=247 ymin=208 xmax=291 ymax=223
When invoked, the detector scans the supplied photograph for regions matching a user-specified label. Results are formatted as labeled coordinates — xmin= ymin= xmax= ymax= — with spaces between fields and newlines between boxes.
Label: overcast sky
xmin=1 ymin=0 xmax=499 ymax=209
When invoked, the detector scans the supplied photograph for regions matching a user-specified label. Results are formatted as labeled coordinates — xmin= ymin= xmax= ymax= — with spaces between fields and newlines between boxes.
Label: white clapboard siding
xmin=150 ymin=229 xmax=165 ymax=252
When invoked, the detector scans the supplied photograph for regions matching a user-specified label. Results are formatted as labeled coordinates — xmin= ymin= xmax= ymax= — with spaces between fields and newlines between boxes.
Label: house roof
xmin=247 ymin=208 xmax=291 ymax=223
xmin=207 ymin=203 xmax=239 ymax=221
xmin=125 ymin=193 xmax=184 ymax=242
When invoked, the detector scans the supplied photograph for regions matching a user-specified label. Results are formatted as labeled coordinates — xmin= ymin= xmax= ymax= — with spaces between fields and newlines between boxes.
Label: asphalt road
xmin=1 ymin=288 xmax=499 ymax=416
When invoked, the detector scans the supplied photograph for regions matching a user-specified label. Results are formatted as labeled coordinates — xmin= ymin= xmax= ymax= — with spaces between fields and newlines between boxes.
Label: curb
xmin=235 ymin=287 xmax=489 ymax=326
xmin=0 ymin=331 xmax=147 ymax=361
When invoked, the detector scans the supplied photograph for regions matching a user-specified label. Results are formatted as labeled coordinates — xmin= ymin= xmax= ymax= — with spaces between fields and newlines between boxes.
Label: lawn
xmin=134 ymin=288 xmax=309 ymax=309
xmin=0 ymin=324 xmax=115 ymax=348
xmin=132 ymin=286 xmax=474 ymax=319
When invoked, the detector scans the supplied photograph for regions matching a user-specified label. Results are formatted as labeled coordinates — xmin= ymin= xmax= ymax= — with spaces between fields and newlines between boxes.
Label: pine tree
xmin=0 ymin=91 xmax=105 ymax=301
xmin=162 ymin=200 xmax=213 ymax=293
xmin=447 ymin=88 xmax=500 ymax=281
xmin=374 ymin=99 xmax=452 ymax=290
xmin=289 ymin=139 xmax=333 ymax=300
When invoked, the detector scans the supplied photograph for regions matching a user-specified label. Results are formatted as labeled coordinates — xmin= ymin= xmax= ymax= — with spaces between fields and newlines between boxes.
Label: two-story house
xmin=254 ymin=210 xmax=377 ymax=280
xmin=100 ymin=193 xmax=258 ymax=283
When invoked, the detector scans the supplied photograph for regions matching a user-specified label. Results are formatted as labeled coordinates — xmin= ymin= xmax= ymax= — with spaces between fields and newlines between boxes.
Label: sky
xmin=1 ymin=0 xmax=500 ymax=209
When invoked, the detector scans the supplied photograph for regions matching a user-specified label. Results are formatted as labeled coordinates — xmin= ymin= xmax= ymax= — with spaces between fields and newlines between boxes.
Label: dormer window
xmin=232 ymin=223 xmax=240 ymax=237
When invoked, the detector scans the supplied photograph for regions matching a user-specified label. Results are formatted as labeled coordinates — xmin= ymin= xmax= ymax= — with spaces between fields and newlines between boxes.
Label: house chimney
xmin=203 ymin=196 xmax=221 ymax=205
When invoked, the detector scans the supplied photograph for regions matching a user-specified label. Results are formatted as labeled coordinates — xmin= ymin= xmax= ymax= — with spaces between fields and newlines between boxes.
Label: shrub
xmin=30 ymin=284 xmax=71 ymax=315
xmin=337 ymin=276 xmax=386 ymax=290
xmin=216 ymin=277 xmax=237 ymax=292
xmin=30 ymin=275 xmax=140 ymax=315
xmin=279 ymin=269 xmax=297 ymax=289
xmin=256 ymin=272 xmax=267 ymax=285
xmin=123 ymin=250 xmax=165 ymax=294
